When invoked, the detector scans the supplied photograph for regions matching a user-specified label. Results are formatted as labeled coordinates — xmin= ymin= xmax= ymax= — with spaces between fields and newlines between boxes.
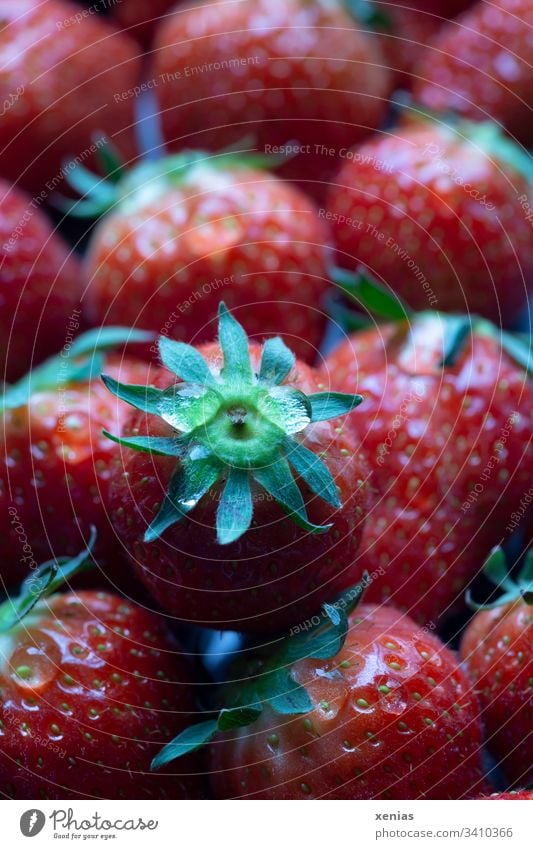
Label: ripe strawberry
xmin=326 ymin=118 xmax=533 ymax=324
xmin=153 ymin=593 xmax=485 ymax=799
xmin=0 ymin=551 xmax=202 ymax=799
xmin=0 ymin=179 xmax=83 ymax=383
xmin=77 ymin=152 xmax=332 ymax=364
xmin=461 ymin=548 xmax=533 ymax=787
xmin=413 ymin=0 xmax=533 ymax=146
xmin=0 ymin=328 xmax=156 ymax=589
xmin=112 ymin=0 xmax=178 ymax=44
xmin=0 ymin=0 xmax=140 ymax=194
xmin=319 ymin=303 xmax=533 ymax=624
xmin=392 ymin=0 xmax=473 ymax=12
xmin=105 ymin=303 xmax=369 ymax=633
xmin=375 ymin=7 xmax=443 ymax=89
xmin=150 ymin=0 xmax=391 ymax=196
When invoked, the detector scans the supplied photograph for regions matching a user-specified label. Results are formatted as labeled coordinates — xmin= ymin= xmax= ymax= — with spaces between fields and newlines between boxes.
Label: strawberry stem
xmin=151 ymin=577 xmax=368 ymax=770
xmin=103 ymin=303 xmax=363 ymax=545
xmin=0 ymin=528 xmax=96 ymax=633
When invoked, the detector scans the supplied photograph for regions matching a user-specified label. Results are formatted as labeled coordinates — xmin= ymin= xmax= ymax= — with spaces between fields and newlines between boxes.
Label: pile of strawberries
xmin=0 ymin=0 xmax=532 ymax=802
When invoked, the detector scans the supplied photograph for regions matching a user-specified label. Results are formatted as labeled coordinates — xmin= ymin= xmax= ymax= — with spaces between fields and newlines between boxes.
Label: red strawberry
xmin=376 ymin=6 xmax=443 ymax=89
xmin=78 ymin=153 xmax=332 ymax=364
xmin=150 ymin=0 xmax=391 ymax=197
xmin=154 ymin=594 xmax=485 ymax=799
xmin=0 ymin=179 xmax=82 ymax=383
xmin=112 ymin=0 xmax=178 ymax=44
xmin=326 ymin=118 xmax=533 ymax=324
xmin=0 ymin=0 xmax=141 ymax=194
xmin=0 ymin=551 xmax=203 ymax=799
xmin=461 ymin=548 xmax=533 ymax=787
xmin=319 ymin=305 xmax=533 ymax=624
xmin=105 ymin=303 xmax=369 ymax=633
xmin=391 ymin=0 xmax=473 ymax=13
xmin=0 ymin=329 xmax=157 ymax=589
xmin=413 ymin=0 xmax=533 ymax=146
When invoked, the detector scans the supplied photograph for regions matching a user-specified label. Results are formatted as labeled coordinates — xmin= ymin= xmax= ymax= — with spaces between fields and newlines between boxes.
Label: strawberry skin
xmin=0 ymin=357 xmax=160 ymax=588
xmin=461 ymin=600 xmax=532 ymax=787
xmin=210 ymin=604 xmax=485 ymax=799
xmin=0 ymin=0 xmax=140 ymax=194
xmin=150 ymin=0 xmax=391 ymax=196
xmin=85 ymin=163 xmax=332 ymax=364
xmin=318 ymin=318 xmax=533 ymax=624
xmin=112 ymin=0 xmax=178 ymax=44
xmin=327 ymin=122 xmax=533 ymax=324
xmin=0 ymin=591 xmax=202 ymax=799
xmin=108 ymin=343 xmax=369 ymax=633
xmin=413 ymin=0 xmax=533 ymax=145
xmin=0 ymin=180 xmax=82 ymax=383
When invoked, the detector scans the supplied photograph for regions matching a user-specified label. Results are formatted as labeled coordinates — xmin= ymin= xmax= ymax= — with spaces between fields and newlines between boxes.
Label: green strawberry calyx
xmin=151 ymin=577 xmax=367 ymax=770
xmin=1 ymin=326 xmax=155 ymax=411
xmin=55 ymin=138 xmax=291 ymax=220
xmin=330 ymin=265 xmax=533 ymax=376
xmin=0 ymin=528 xmax=96 ymax=635
xmin=102 ymin=303 xmax=363 ymax=546
xmin=466 ymin=546 xmax=533 ymax=610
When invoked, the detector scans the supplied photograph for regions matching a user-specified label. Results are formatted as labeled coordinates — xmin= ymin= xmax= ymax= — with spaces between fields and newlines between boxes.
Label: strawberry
xmin=326 ymin=117 xmax=533 ymax=325
xmin=319 ymin=293 xmax=533 ymax=625
xmin=105 ymin=303 xmax=369 ymax=633
xmin=0 ymin=179 xmax=83 ymax=383
xmin=149 ymin=0 xmax=391 ymax=197
xmin=111 ymin=0 xmax=178 ymax=45
xmin=413 ymin=0 xmax=533 ymax=146
xmin=0 ymin=328 xmax=156 ymax=589
xmin=0 ymin=0 xmax=141 ymax=194
xmin=461 ymin=547 xmax=533 ymax=788
xmin=73 ymin=152 xmax=332 ymax=364
xmin=0 ymin=547 xmax=203 ymax=799
xmin=153 ymin=590 xmax=485 ymax=799
xmin=375 ymin=7 xmax=443 ymax=89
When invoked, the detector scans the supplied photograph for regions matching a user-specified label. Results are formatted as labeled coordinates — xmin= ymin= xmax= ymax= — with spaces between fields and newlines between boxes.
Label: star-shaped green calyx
xmin=102 ymin=303 xmax=363 ymax=546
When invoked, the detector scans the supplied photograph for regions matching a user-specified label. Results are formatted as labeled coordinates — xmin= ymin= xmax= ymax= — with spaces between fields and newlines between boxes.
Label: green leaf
xmin=483 ymin=546 xmax=515 ymax=592
xmin=217 ymin=706 xmax=263 ymax=730
xmin=259 ymin=387 xmax=311 ymax=434
xmin=308 ymin=392 xmax=363 ymax=422
xmin=144 ymin=453 xmax=222 ymax=542
xmin=0 ymin=528 xmax=96 ymax=633
xmin=259 ymin=337 xmax=295 ymax=385
xmin=158 ymin=384 xmax=222 ymax=433
xmin=158 ymin=337 xmax=217 ymax=387
xmin=439 ymin=316 xmax=472 ymax=367
xmin=324 ymin=291 xmax=374 ymax=333
xmin=499 ymin=329 xmax=533 ymax=377
xmin=331 ymin=266 xmax=410 ymax=321
xmin=101 ymin=375 xmax=164 ymax=415
xmin=253 ymin=457 xmax=332 ymax=534
xmin=216 ymin=468 xmax=253 ymax=545
xmin=265 ymin=674 xmax=314 ymax=714
xmin=218 ymin=302 xmax=253 ymax=383
xmin=102 ymin=430 xmax=189 ymax=458
xmin=93 ymin=134 xmax=125 ymax=183
xmin=70 ymin=327 xmax=155 ymax=358
xmin=62 ymin=160 xmax=116 ymax=204
xmin=519 ymin=550 xmax=533 ymax=586
xmin=284 ymin=438 xmax=340 ymax=508
xmin=151 ymin=720 xmax=218 ymax=770
xmin=1 ymin=327 xmax=152 ymax=410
